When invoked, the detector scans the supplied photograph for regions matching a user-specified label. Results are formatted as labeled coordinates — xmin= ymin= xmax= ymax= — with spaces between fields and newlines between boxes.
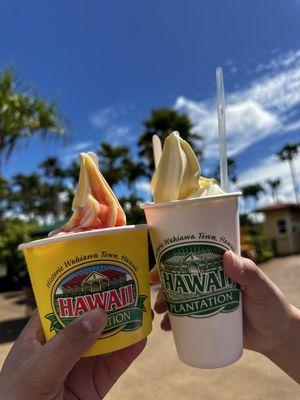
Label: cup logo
xmin=158 ymin=243 xmax=239 ymax=318
xmin=46 ymin=262 xmax=147 ymax=338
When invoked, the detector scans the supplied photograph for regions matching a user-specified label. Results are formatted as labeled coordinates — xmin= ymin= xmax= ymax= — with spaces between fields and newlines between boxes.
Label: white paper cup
xmin=141 ymin=193 xmax=243 ymax=369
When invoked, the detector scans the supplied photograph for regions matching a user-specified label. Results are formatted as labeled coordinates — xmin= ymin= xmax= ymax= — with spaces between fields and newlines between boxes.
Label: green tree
xmin=277 ymin=143 xmax=299 ymax=203
xmin=0 ymin=68 xmax=64 ymax=170
xmin=97 ymin=142 xmax=129 ymax=189
xmin=39 ymin=157 xmax=65 ymax=181
xmin=39 ymin=157 xmax=66 ymax=219
xmin=0 ymin=217 xmax=37 ymax=282
xmin=122 ymin=157 xmax=145 ymax=195
xmin=266 ymin=178 xmax=281 ymax=203
xmin=138 ymin=108 xmax=202 ymax=176
xmin=63 ymin=160 xmax=80 ymax=215
xmin=213 ymin=157 xmax=238 ymax=186
xmin=0 ymin=176 xmax=11 ymax=218
xmin=11 ymin=173 xmax=44 ymax=220
xmin=65 ymin=159 xmax=80 ymax=187
xmin=241 ymin=183 xmax=265 ymax=212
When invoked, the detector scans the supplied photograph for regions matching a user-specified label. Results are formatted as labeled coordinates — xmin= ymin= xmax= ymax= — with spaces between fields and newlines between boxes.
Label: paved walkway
xmin=1 ymin=255 xmax=300 ymax=399
xmin=0 ymin=291 xmax=28 ymax=366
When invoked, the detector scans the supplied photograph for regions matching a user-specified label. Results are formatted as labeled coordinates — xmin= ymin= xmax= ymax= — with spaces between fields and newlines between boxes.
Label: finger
xmin=94 ymin=339 xmax=147 ymax=398
xmin=1 ymin=311 xmax=45 ymax=370
xmin=115 ymin=338 xmax=147 ymax=366
xmin=154 ymin=289 xmax=167 ymax=314
xmin=223 ymin=251 xmax=283 ymax=303
xmin=35 ymin=308 xmax=107 ymax=384
xmin=151 ymin=309 xmax=155 ymax=321
xmin=150 ymin=265 xmax=160 ymax=284
xmin=18 ymin=310 xmax=45 ymax=345
xmin=161 ymin=313 xmax=172 ymax=331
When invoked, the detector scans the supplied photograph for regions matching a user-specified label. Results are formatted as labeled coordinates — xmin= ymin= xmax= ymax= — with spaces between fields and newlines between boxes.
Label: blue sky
xmin=1 ymin=0 xmax=300 ymax=205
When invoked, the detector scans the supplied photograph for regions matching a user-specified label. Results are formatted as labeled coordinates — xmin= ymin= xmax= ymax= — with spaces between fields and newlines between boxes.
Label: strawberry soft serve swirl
xmin=49 ymin=152 xmax=126 ymax=237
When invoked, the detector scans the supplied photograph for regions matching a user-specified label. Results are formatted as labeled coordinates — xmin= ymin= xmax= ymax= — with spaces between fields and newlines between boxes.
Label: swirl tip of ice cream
xmin=49 ymin=151 xmax=126 ymax=237
xmin=152 ymin=131 xmax=224 ymax=203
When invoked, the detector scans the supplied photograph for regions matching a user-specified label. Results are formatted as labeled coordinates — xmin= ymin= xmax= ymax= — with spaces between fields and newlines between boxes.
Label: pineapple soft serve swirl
xmin=151 ymin=132 xmax=224 ymax=202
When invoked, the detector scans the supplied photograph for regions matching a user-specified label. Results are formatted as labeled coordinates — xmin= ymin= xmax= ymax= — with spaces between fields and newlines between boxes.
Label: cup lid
xmin=18 ymin=224 xmax=148 ymax=251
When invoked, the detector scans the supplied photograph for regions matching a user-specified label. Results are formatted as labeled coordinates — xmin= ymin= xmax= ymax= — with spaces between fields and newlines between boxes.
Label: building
xmin=162 ymin=252 xmax=220 ymax=274
xmin=255 ymin=203 xmax=300 ymax=256
xmin=61 ymin=270 xmax=127 ymax=296
xmin=181 ymin=252 xmax=220 ymax=273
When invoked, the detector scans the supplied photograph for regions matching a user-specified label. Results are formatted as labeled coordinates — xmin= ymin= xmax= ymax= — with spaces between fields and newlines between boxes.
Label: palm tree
xmin=266 ymin=178 xmax=281 ymax=203
xmin=277 ymin=143 xmax=300 ymax=203
xmin=39 ymin=157 xmax=65 ymax=181
xmin=97 ymin=142 xmax=129 ymax=189
xmin=122 ymin=157 xmax=146 ymax=195
xmin=0 ymin=68 xmax=64 ymax=171
xmin=138 ymin=108 xmax=202 ymax=176
xmin=39 ymin=157 xmax=66 ymax=219
xmin=11 ymin=173 xmax=44 ymax=220
xmin=0 ymin=176 xmax=11 ymax=219
xmin=214 ymin=157 xmax=237 ymax=186
xmin=11 ymin=171 xmax=68 ymax=222
xmin=65 ymin=160 xmax=80 ymax=187
xmin=241 ymin=183 xmax=265 ymax=213
xmin=119 ymin=194 xmax=145 ymax=225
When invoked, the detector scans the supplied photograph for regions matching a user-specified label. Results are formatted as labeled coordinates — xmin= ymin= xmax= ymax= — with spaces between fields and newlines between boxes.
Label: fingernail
xmin=149 ymin=269 xmax=156 ymax=284
xmin=82 ymin=308 xmax=107 ymax=334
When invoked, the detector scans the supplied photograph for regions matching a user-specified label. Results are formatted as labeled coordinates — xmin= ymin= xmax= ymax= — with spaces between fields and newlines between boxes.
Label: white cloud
xmin=255 ymin=49 xmax=300 ymax=74
xmin=67 ymin=141 xmax=94 ymax=152
xmin=104 ymin=125 xmax=132 ymax=146
xmin=175 ymin=48 xmax=300 ymax=158
xmin=60 ymin=141 xmax=94 ymax=162
xmin=89 ymin=105 xmax=133 ymax=146
xmin=175 ymin=96 xmax=279 ymax=157
xmin=135 ymin=180 xmax=152 ymax=202
xmin=115 ymin=126 xmax=129 ymax=136
xmin=58 ymin=190 xmax=70 ymax=202
xmin=89 ymin=107 xmax=116 ymax=129
xmin=237 ymin=153 xmax=300 ymax=206
xmin=135 ymin=180 xmax=151 ymax=192
xmin=285 ymin=120 xmax=300 ymax=132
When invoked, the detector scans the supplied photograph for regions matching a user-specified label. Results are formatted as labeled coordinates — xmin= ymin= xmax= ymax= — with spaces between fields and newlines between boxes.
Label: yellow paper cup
xmin=18 ymin=225 xmax=152 ymax=356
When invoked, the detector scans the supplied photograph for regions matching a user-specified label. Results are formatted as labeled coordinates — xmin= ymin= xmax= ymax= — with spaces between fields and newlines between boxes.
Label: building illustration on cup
xmin=46 ymin=262 xmax=147 ymax=338
xmin=159 ymin=243 xmax=240 ymax=318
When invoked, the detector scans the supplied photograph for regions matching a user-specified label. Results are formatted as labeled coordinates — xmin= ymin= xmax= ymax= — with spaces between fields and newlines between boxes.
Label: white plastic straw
xmin=152 ymin=134 xmax=162 ymax=169
xmin=216 ymin=67 xmax=228 ymax=192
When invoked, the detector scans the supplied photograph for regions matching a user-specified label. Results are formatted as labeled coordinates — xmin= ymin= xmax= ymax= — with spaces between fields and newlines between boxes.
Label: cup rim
xmin=18 ymin=224 xmax=148 ymax=251
xmin=140 ymin=192 xmax=242 ymax=210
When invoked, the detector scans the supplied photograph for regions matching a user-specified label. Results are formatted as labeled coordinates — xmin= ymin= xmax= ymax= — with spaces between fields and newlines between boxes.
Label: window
xmin=276 ymin=219 xmax=287 ymax=235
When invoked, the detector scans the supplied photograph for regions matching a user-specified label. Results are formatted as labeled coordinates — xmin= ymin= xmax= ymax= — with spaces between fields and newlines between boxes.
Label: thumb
xmin=35 ymin=308 xmax=107 ymax=384
xmin=223 ymin=251 xmax=283 ymax=303
xmin=150 ymin=264 xmax=160 ymax=284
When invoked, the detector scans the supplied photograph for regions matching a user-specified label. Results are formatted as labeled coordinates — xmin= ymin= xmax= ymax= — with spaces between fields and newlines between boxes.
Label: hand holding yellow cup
xmin=19 ymin=225 xmax=152 ymax=356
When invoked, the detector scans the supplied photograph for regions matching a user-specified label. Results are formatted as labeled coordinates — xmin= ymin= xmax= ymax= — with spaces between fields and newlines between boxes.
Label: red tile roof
xmin=102 ymin=270 xmax=126 ymax=279
xmin=62 ymin=274 xmax=88 ymax=287
xmin=255 ymin=203 xmax=300 ymax=212
xmin=62 ymin=274 xmax=89 ymax=287
xmin=62 ymin=270 xmax=126 ymax=288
